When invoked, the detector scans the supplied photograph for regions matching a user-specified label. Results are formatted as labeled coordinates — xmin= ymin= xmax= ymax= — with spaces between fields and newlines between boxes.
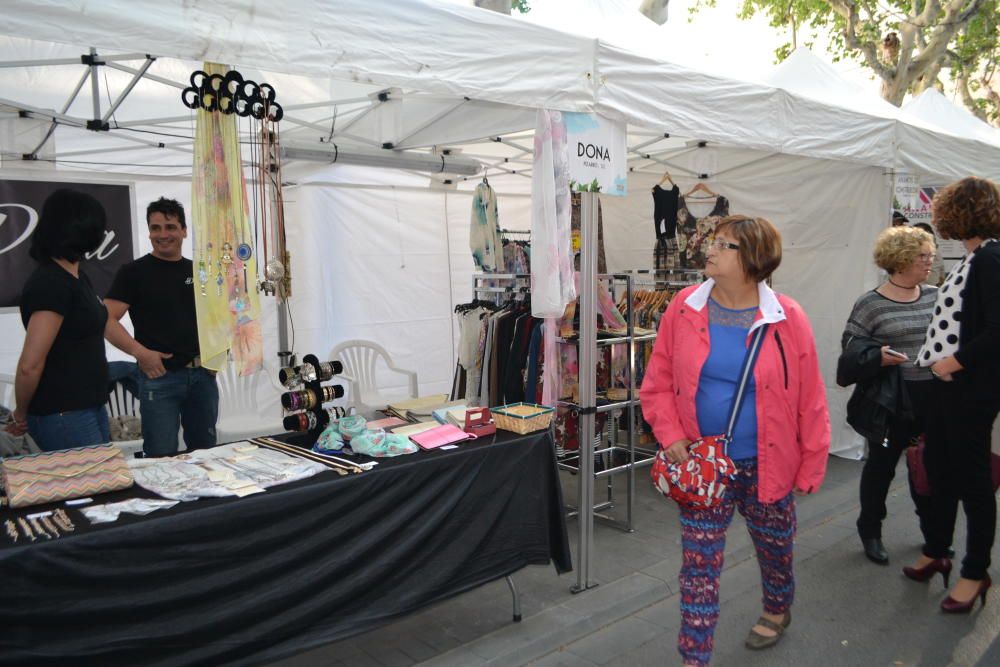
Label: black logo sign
xmin=0 ymin=179 xmax=134 ymax=308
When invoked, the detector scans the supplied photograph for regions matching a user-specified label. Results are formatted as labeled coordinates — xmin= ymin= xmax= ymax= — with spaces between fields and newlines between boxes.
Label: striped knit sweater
xmin=842 ymin=286 xmax=937 ymax=382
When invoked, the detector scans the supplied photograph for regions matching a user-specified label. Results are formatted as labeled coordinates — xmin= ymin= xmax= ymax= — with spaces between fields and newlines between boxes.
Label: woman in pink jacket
xmin=640 ymin=215 xmax=830 ymax=667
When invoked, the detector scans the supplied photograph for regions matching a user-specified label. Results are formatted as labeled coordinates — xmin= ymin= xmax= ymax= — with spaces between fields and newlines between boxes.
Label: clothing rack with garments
xmin=499 ymin=230 xmax=531 ymax=275
xmin=613 ymin=269 xmax=703 ymax=451
xmin=452 ymin=274 xmax=539 ymax=409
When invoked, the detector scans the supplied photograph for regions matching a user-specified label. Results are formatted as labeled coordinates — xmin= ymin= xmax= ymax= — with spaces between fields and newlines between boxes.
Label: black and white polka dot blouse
xmin=917 ymin=239 xmax=996 ymax=366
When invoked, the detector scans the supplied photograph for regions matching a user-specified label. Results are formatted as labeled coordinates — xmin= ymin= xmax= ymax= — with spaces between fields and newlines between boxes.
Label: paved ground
xmin=270 ymin=456 xmax=1000 ymax=667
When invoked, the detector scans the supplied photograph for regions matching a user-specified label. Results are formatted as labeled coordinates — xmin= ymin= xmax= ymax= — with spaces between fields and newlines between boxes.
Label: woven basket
xmin=492 ymin=403 xmax=554 ymax=434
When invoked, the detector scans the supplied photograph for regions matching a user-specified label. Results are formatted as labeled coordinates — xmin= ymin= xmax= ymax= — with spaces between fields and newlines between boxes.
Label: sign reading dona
xmin=564 ymin=112 xmax=627 ymax=197
xmin=0 ymin=179 xmax=134 ymax=309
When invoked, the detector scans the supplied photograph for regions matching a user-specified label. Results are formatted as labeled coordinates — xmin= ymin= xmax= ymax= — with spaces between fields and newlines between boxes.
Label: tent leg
xmin=572 ymin=190 xmax=598 ymax=594
xmin=505 ymin=575 xmax=522 ymax=622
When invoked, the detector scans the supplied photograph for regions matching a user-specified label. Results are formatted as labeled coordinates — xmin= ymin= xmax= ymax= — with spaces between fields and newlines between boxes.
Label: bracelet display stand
xmin=279 ymin=353 xmax=345 ymax=442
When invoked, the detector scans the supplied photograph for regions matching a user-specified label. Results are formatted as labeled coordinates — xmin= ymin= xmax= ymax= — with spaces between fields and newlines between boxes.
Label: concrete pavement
xmin=270 ymin=456 xmax=999 ymax=667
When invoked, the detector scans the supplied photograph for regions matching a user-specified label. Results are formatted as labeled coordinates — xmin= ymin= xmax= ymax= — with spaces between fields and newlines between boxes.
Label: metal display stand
xmin=467 ymin=212 xmax=702 ymax=593
xmin=557 ymin=272 xmax=659 ymax=534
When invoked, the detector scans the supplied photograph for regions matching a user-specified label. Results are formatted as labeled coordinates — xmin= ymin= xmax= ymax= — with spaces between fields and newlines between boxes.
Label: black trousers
xmin=857 ymin=380 xmax=933 ymax=540
xmin=922 ymin=380 xmax=999 ymax=580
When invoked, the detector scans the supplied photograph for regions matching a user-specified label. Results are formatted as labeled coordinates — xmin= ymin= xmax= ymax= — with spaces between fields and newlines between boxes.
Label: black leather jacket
xmin=836 ymin=333 xmax=912 ymax=443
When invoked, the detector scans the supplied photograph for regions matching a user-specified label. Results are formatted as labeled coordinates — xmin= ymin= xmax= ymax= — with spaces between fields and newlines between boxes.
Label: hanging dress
xmin=675 ymin=194 xmax=729 ymax=270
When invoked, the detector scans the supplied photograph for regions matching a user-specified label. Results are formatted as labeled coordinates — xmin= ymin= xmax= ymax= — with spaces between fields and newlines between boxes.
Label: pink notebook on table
xmin=409 ymin=424 xmax=477 ymax=450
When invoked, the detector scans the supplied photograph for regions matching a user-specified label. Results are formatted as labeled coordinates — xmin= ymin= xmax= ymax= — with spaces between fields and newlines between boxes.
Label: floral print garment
xmin=675 ymin=195 xmax=729 ymax=270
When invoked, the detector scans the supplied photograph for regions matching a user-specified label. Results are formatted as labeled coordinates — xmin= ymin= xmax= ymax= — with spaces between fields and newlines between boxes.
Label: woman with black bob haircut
xmin=905 ymin=176 xmax=1000 ymax=613
xmin=4 ymin=189 xmax=112 ymax=451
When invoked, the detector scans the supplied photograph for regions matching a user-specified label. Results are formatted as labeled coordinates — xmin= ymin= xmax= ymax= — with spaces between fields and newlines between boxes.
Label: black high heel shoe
xmin=902 ymin=558 xmax=952 ymax=587
xmin=941 ymin=576 xmax=991 ymax=614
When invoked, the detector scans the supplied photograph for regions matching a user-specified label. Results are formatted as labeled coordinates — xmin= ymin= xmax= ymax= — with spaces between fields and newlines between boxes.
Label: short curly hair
xmin=932 ymin=176 xmax=1000 ymax=241
xmin=873 ymin=225 xmax=935 ymax=274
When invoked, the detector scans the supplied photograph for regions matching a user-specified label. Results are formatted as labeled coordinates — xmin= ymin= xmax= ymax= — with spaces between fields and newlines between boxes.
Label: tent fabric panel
xmin=601 ymin=154 xmax=888 ymax=456
xmin=594 ymin=42 xmax=783 ymax=154
xmin=896 ymin=124 xmax=1000 ymax=183
xmin=3 ymin=0 xmax=597 ymax=114
xmin=772 ymin=90 xmax=896 ymax=169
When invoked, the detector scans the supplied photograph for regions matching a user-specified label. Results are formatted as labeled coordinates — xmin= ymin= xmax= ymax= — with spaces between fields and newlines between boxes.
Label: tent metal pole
xmin=89 ymin=48 xmax=101 ymax=123
xmin=395 ymin=98 xmax=470 ymax=148
xmin=0 ymin=53 xmax=151 ymax=68
xmin=29 ymin=68 xmax=92 ymax=156
xmin=102 ymin=57 xmax=156 ymax=124
xmin=106 ymin=62 xmax=186 ymax=90
xmin=573 ymin=190 xmax=598 ymax=593
xmin=708 ymin=153 xmax=780 ymax=179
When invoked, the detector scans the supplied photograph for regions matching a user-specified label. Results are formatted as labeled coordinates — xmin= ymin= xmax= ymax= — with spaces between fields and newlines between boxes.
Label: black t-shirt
xmin=19 ymin=262 xmax=109 ymax=416
xmin=106 ymin=254 xmax=199 ymax=370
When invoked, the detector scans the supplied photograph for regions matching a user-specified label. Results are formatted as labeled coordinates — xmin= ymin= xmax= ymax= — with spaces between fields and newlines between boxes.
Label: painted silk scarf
xmin=191 ymin=62 xmax=263 ymax=375
xmin=531 ymin=110 xmax=575 ymax=407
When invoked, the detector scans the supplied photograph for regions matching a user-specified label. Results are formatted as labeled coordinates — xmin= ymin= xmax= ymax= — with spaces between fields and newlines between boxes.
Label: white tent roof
xmin=3 ymin=0 xmax=997 ymax=182
xmin=901 ymin=88 xmax=1000 ymax=148
xmin=764 ymin=48 xmax=899 ymax=119
xmin=761 ymin=48 xmax=1000 ymax=181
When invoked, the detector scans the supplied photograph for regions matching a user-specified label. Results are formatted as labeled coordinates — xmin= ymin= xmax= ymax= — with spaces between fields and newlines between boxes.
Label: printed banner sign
xmin=0 ymin=179 xmax=134 ymax=309
xmin=894 ymin=180 xmax=964 ymax=262
xmin=893 ymin=171 xmax=919 ymax=214
xmin=564 ymin=112 xmax=627 ymax=197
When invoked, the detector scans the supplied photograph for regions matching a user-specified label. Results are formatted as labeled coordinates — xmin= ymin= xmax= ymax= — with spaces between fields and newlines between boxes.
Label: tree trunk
xmin=881 ymin=76 xmax=910 ymax=106
xmin=474 ymin=0 xmax=512 ymax=14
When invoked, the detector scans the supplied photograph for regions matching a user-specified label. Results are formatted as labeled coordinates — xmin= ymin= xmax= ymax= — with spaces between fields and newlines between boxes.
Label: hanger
xmin=683 ymin=181 xmax=719 ymax=198
xmin=652 ymin=170 xmax=674 ymax=192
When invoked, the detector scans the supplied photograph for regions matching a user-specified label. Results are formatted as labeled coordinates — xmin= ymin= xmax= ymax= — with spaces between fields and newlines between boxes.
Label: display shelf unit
xmin=555 ymin=273 xmax=659 ymax=533
xmin=469 ymin=267 xmax=700 ymax=576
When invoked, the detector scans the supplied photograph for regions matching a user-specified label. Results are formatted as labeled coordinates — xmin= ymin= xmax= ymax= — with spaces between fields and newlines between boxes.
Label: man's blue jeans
xmin=28 ymin=408 xmax=110 ymax=452
xmin=138 ymin=367 xmax=218 ymax=457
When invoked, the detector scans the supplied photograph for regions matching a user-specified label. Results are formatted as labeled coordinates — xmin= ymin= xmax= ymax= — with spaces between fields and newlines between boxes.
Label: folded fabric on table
xmin=129 ymin=442 xmax=327 ymax=501
xmin=349 ymin=429 xmax=418 ymax=457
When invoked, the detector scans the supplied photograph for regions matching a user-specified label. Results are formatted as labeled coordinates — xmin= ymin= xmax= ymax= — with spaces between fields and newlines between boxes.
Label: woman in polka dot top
xmin=904 ymin=176 xmax=1000 ymax=614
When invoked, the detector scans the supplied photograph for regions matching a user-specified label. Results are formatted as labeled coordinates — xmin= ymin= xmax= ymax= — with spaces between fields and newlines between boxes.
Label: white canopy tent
xmin=1 ymin=1 xmax=997 ymax=461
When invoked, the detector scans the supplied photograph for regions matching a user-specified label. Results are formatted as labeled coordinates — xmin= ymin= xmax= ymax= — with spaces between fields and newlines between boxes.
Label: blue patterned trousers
xmin=677 ymin=459 xmax=796 ymax=666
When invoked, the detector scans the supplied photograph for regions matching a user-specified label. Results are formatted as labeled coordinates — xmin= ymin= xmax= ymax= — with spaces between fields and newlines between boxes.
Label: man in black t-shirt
xmin=105 ymin=198 xmax=218 ymax=457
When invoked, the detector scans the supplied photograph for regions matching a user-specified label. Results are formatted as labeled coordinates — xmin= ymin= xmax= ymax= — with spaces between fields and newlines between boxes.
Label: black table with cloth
xmin=0 ymin=429 xmax=571 ymax=667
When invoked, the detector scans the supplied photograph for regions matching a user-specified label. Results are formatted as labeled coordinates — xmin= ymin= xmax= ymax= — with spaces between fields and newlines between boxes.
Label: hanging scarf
xmin=191 ymin=62 xmax=263 ymax=375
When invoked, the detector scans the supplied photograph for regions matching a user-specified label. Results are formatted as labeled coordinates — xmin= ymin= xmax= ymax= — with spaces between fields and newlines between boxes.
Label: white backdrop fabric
xmin=271 ymin=175 xmax=531 ymax=400
xmin=604 ymin=152 xmax=888 ymax=457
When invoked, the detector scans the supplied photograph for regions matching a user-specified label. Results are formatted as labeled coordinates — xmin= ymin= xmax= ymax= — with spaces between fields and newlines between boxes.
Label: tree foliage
xmin=699 ymin=0 xmax=999 ymax=125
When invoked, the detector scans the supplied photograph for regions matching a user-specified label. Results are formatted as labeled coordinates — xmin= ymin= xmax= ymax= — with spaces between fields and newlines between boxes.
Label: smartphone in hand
xmin=885 ymin=348 xmax=908 ymax=359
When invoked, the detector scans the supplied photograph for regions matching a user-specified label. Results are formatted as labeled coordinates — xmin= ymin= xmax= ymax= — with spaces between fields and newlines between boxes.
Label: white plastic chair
xmin=107 ymin=375 xmax=144 ymax=458
xmin=328 ymin=340 xmax=418 ymax=419
xmin=215 ymin=359 xmax=283 ymax=443
xmin=0 ymin=373 xmax=14 ymax=410
xmin=1 ymin=372 xmax=41 ymax=456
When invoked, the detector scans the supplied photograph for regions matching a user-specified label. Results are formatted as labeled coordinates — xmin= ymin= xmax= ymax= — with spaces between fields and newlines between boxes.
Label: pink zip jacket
xmin=640 ymin=280 xmax=831 ymax=503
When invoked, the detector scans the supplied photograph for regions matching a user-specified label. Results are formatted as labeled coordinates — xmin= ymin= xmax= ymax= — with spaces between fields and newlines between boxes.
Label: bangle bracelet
xmin=930 ymin=369 xmax=942 ymax=378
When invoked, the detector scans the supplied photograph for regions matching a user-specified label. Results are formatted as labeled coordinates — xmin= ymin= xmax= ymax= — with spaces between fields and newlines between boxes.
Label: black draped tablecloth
xmin=0 ymin=429 xmax=571 ymax=667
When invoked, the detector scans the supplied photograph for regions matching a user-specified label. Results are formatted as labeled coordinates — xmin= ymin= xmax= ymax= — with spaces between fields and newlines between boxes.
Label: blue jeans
xmin=138 ymin=367 xmax=219 ymax=457
xmin=27 ymin=408 xmax=110 ymax=452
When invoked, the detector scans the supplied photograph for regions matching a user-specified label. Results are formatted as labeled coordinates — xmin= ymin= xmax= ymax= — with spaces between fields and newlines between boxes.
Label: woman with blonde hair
xmin=837 ymin=225 xmax=937 ymax=564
